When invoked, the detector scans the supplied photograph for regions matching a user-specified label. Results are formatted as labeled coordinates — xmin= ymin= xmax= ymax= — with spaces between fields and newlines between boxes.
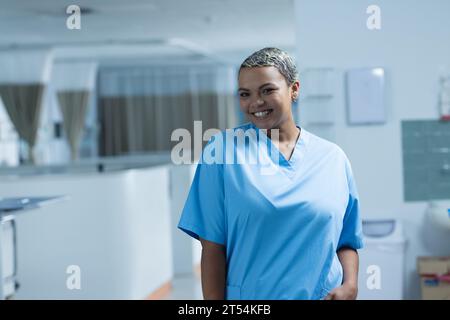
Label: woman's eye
xmin=239 ymin=92 xmax=249 ymax=98
xmin=263 ymin=88 xmax=274 ymax=94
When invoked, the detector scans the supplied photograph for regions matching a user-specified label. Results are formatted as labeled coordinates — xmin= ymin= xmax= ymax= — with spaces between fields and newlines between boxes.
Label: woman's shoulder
xmin=303 ymin=129 xmax=349 ymax=161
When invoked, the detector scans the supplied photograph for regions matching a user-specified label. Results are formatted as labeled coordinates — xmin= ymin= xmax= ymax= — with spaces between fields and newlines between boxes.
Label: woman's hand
xmin=199 ymin=238 xmax=227 ymax=300
xmin=325 ymin=247 xmax=359 ymax=300
xmin=324 ymin=283 xmax=358 ymax=300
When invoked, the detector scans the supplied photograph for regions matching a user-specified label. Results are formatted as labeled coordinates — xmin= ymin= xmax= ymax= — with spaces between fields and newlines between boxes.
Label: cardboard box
xmin=419 ymin=277 xmax=450 ymax=300
xmin=417 ymin=256 xmax=450 ymax=300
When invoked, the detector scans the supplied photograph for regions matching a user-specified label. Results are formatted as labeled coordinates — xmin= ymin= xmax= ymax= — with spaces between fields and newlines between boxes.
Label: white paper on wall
xmin=346 ymin=68 xmax=386 ymax=125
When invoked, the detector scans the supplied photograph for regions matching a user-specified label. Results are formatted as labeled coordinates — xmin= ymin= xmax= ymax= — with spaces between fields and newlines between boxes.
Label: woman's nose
xmin=250 ymin=97 xmax=264 ymax=108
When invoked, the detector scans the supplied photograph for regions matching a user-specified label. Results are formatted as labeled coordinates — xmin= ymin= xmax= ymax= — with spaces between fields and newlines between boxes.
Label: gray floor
xmin=164 ymin=273 xmax=203 ymax=300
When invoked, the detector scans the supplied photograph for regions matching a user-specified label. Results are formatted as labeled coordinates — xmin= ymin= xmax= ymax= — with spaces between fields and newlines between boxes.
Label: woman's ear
xmin=291 ymin=80 xmax=300 ymax=101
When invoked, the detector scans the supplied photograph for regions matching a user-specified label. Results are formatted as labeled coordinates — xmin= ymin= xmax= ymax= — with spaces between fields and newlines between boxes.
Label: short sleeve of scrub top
xmin=178 ymin=123 xmax=364 ymax=300
xmin=177 ymin=145 xmax=226 ymax=246
xmin=337 ymin=160 xmax=364 ymax=250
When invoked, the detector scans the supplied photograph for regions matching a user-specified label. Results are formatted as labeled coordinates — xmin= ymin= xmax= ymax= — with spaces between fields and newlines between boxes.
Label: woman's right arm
xmin=199 ymin=238 xmax=226 ymax=300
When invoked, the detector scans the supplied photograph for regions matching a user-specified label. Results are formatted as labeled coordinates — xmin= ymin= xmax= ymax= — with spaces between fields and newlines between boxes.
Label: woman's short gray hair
xmin=239 ymin=47 xmax=298 ymax=85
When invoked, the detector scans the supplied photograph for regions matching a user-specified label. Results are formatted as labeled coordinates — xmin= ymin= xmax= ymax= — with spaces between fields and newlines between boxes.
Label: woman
xmin=178 ymin=47 xmax=363 ymax=300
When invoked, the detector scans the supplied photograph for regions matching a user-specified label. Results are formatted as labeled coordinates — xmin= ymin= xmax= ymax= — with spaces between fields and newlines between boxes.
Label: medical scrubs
xmin=178 ymin=122 xmax=364 ymax=300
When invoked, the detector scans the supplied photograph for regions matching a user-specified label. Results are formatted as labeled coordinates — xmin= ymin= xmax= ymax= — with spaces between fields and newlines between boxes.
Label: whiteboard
xmin=346 ymin=68 xmax=386 ymax=124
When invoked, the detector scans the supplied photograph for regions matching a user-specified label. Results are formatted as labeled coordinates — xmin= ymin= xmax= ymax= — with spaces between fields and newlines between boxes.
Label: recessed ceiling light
xmin=32 ymin=6 xmax=96 ymax=17
xmin=73 ymin=7 xmax=95 ymax=15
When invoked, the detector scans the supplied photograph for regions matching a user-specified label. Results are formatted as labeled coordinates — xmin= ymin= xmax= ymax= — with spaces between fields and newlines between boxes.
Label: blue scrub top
xmin=178 ymin=122 xmax=364 ymax=300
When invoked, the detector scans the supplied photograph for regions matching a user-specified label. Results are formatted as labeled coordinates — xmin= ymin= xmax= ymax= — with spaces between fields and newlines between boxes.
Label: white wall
xmin=170 ymin=164 xmax=196 ymax=275
xmin=170 ymin=164 xmax=203 ymax=275
xmin=294 ymin=0 xmax=450 ymax=299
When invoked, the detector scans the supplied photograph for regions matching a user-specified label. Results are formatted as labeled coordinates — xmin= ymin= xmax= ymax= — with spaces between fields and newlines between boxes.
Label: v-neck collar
xmin=249 ymin=122 xmax=310 ymax=177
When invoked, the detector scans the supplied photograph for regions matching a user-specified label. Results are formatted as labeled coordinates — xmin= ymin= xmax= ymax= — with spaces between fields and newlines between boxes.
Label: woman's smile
xmin=252 ymin=108 xmax=273 ymax=119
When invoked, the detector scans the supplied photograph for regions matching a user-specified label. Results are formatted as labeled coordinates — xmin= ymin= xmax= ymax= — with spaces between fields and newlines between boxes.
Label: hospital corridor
xmin=0 ymin=0 xmax=450 ymax=302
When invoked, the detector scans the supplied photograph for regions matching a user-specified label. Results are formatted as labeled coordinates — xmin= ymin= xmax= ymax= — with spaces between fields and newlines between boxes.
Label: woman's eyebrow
xmin=238 ymin=83 xmax=276 ymax=91
xmin=259 ymin=82 xmax=276 ymax=89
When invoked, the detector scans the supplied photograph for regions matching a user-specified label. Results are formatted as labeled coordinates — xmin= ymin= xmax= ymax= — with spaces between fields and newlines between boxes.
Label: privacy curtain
xmin=0 ymin=49 xmax=53 ymax=164
xmin=98 ymin=65 xmax=238 ymax=157
xmin=52 ymin=62 xmax=97 ymax=160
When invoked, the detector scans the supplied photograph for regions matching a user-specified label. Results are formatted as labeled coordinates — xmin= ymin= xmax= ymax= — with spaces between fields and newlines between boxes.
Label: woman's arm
xmin=199 ymin=238 xmax=227 ymax=300
xmin=325 ymin=247 xmax=359 ymax=300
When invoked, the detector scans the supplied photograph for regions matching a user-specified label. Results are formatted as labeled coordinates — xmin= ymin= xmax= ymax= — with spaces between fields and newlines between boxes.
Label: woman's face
xmin=238 ymin=66 xmax=299 ymax=130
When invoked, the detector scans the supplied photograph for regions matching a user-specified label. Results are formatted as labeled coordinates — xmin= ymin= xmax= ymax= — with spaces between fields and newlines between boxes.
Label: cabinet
xmin=297 ymin=68 xmax=336 ymax=142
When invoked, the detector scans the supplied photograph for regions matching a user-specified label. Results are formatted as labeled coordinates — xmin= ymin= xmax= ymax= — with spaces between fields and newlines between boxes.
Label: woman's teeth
xmin=253 ymin=110 xmax=272 ymax=118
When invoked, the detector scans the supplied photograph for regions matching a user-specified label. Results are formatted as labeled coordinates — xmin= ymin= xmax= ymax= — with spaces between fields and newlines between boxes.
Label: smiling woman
xmin=178 ymin=47 xmax=363 ymax=300
xmin=237 ymin=48 xmax=301 ymax=161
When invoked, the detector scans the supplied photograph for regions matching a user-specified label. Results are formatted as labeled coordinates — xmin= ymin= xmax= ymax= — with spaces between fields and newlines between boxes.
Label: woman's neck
xmin=267 ymin=119 xmax=299 ymax=143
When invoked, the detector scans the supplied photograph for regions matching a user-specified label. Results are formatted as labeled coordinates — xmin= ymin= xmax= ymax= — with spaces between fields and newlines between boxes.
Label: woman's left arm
xmin=325 ymin=247 xmax=359 ymax=300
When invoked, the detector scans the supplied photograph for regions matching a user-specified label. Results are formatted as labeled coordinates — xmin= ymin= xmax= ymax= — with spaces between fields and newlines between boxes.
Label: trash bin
xmin=357 ymin=219 xmax=406 ymax=300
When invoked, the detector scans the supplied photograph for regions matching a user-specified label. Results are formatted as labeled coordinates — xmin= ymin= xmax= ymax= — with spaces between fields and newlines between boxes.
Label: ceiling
xmin=0 ymin=0 xmax=297 ymax=64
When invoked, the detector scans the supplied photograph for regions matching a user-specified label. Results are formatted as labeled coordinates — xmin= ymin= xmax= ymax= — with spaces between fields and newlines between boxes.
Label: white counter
xmin=0 ymin=164 xmax=173 ymax=299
